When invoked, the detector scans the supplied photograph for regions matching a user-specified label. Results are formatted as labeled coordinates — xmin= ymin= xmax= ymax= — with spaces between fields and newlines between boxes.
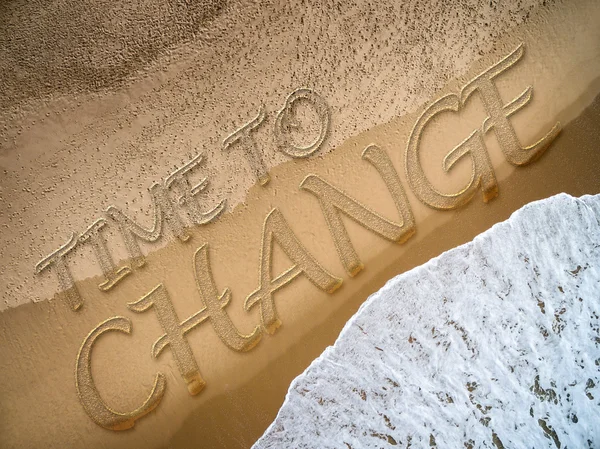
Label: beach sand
xmin=1 ymin=0 xmax=599 ymax=447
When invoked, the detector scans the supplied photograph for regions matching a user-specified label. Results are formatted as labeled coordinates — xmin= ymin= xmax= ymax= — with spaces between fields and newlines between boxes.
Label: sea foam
xmin=254 ymin=193 xmax=600 ymax=448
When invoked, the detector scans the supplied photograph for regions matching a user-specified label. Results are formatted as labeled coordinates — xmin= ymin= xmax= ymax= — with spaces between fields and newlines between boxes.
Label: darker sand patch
xmin=0 ymin=0 xmax=226 ymax=110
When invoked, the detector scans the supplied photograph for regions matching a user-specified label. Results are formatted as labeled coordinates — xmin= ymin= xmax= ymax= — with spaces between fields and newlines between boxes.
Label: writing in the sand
xmin=35 ymin=44 xmax=560 ymax=431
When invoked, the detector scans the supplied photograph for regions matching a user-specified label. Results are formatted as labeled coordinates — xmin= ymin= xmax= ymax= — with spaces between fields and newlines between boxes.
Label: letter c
xmin=75 ymin=317 xmax=166 ymax=431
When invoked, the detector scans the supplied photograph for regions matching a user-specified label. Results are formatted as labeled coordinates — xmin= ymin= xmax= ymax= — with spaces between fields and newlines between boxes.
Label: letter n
xmin=244 ymin=208 xmax=342 ymax=334
xmin=300 ymin=144 xmax=415 ymax=276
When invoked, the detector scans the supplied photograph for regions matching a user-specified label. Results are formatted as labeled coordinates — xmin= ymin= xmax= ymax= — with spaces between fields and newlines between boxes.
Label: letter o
xmin=274 ymin=88 xmax=330 ymax=158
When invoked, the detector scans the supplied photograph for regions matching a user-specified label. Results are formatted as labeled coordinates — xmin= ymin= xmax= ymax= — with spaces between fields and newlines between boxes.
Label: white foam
xmin=254 ymin=193 xmax=600 ymax=448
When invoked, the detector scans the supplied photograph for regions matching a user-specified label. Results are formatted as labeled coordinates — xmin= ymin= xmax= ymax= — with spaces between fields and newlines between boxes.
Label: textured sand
xmin=2 ymin=0 xmax=587 ymax=311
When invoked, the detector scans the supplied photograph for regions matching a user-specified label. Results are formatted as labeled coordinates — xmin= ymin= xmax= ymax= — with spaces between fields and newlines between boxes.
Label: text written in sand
xmin=34 ymin=44 xmax=560 ymax=430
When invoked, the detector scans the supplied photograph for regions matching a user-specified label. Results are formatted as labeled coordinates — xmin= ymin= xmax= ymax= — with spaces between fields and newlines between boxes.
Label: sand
xmin=0 ymin=0 xmax=575 ymax=311
xmin=1 ymin=0 xmax=600 ymax=448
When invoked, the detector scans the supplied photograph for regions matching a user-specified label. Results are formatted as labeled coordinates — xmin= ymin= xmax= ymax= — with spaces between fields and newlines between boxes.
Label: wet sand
xmin=2 ymin=0 xmax=588 ymax=311
xmin=171 ymin=91 xmax=600 ymax=449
